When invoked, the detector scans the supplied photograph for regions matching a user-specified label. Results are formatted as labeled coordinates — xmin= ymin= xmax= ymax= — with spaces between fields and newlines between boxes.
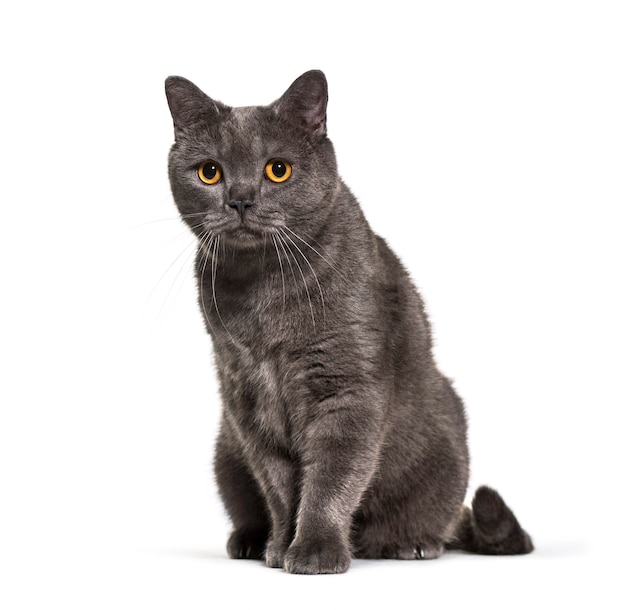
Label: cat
xmin=165 ymin=70 xmax=533 ymax=574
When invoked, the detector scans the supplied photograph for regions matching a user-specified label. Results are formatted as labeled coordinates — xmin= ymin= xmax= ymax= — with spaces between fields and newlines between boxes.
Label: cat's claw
xmin=415 ymin=543 xmax=444 ymax=560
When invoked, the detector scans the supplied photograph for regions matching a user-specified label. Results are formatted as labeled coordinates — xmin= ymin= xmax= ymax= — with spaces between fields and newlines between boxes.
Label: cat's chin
xmin=220 ymin=226 xmax=267 ymax=249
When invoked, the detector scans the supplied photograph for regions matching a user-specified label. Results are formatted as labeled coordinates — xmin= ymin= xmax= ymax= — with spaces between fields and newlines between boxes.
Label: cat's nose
xmin=227 ymin=200 xmax=253 ymax=219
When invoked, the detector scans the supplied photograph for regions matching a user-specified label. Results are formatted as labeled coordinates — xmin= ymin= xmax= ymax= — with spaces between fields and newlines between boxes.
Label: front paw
xmin=264 ymin=539 xmax=288 ymax=568
xmin=227 ymin=528 xmax=266 ymax=560
xmin=284 ymin=537 xmax=351 ymax=574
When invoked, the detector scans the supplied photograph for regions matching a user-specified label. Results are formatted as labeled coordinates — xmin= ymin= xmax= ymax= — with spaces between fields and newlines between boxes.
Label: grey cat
xmin=165 ymin=70 xmax=533 ymax=574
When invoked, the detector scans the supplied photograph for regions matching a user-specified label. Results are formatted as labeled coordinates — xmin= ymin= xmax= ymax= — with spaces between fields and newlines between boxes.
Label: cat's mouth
xmin=229 ymin=225 xmax=261 ymax=240
xmin=218 ymin=221 xmax=272 ymax=247
xmin=203 ymin=213 xmax=284 ymax=247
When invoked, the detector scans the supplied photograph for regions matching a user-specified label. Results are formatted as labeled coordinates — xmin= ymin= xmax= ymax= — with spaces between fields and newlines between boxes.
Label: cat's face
xmin=166 ymin=71 xmax=339 ymax=249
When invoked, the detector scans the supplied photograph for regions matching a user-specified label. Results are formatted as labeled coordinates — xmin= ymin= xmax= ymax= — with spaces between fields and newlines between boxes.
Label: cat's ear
xmin=273 ymin=70 xmax=328 ymax=138
xmin=165 ymin=76 xmax=226 ymax=134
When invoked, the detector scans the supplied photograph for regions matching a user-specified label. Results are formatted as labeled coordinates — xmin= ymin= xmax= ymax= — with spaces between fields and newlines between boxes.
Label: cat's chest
xmin=205 ymin=261 xmax=320 ymax=345
xmin=220 ymin=343 xmax=292 ymax=448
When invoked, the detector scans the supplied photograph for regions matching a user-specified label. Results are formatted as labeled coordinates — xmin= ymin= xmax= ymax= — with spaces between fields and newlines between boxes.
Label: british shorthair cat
xmin=165 ymin=70 xmax=532 ymax=574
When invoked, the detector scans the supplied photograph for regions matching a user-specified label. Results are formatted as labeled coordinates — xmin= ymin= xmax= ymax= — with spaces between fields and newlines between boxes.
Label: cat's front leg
xmin=254 ymin=452 xmax=297 ymax=568
xmin=215 ymin=420 xmax=296 ymax=564
xmin=284 ymin=396 xmax=383 ymax=574
xmin=215 ymin=428 xmax=270 ymax=560
xmin=218 ymin=438 xmax=296 ymax=566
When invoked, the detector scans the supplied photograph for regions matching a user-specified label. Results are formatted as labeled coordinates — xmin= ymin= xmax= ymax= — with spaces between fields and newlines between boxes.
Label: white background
xmin=1 ymin=0 xmax=624 ymax=607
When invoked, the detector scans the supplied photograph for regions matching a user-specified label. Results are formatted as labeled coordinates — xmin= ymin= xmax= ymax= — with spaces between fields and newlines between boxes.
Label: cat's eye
xmin=265 ymin=159 xmax=292 ymax=183
xmin=198 ymin=160 xmax=222 ymax=185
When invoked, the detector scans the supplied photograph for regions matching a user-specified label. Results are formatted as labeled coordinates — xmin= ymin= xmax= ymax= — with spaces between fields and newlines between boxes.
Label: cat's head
xmin=165 ymin=70 xmax=339 ymax=248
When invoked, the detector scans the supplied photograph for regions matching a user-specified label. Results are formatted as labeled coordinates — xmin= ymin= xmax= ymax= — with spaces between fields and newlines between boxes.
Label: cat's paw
xmin=354 ymin=540 xmax=444 ymax=560
xmin=227 ymin=528 xmax=266 ymax=560
xmin=398 ymin=542 xmax=444 ymax=560
xmin=264 ymin=539 xmax=288 ymax=568
xmin=284 ymin=538 xmax=351 ymax=574
xmin=415 ymin=542 xmax=444 ymax=560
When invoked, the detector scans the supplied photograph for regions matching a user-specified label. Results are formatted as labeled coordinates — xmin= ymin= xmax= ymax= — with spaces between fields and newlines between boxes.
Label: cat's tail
xmin=446 ymin=486 xmax=534 ymax=555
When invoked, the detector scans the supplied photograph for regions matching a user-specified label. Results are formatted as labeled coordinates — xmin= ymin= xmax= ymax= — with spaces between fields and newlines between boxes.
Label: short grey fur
xmin=165 ymin=70 xmax=533 ymax=574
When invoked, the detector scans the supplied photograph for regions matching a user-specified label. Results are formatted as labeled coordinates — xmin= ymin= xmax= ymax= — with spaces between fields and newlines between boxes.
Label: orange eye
xmin=265 ymin=159 xmax=292 ymax=183
xmin=198 ymin=160 xmax=222 ymax=185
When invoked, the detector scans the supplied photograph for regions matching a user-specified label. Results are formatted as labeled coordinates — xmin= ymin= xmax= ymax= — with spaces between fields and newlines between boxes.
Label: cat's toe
xmin=264 ymin=539 xmax=288 ymax=568
xmin=284 ymin=538 xmax=351 ymax=575
xmin=390 ymin=541 xmax=445 ymax=560
xmin=227 ymin=529 xmax=266 ymax=560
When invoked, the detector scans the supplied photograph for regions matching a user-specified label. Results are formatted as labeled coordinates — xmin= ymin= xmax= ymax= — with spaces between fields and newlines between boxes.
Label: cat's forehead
xmin=230 ymin=105 xmax=262 ymax=124
xmin=226 ymin=106 xmax=264 ymax=140
xmin=227 ymin=106 xmax=261 ymax=133
xmin=213 ymin=105 xmax=281 ymax=157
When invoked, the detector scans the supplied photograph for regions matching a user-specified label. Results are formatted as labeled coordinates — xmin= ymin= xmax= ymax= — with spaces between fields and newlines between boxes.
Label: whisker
xmin=198 ymin=232 xmax=215 ymax=335
xmin=211 ymin=236 xmax=220 ymax=317
xmin=156 ymin=231 xmax=206 ymax=318
xmin=283 ymin=225 xmax=348 ymax=283
xmin=275 ymin=231 xmax=299 ymax=294
xmin=211 ymin=235 xmax=236 ymax=344
xmin=279 ymin=228 xmax=325 ymax=326
xmin=158 ymin=218 xmax=208 ymax=250
xmin=180 ymin=212 xmax=213 ymax=219
xmin=145 ymin=221 xmax=209 ymax=321
xmin=271 ymin=234 xmax=287 ymax=310
xmin=278 ymin=231 xmax=316 ymax=327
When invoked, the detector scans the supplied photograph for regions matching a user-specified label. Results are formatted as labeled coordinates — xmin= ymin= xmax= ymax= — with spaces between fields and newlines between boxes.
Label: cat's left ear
xmin=273 ymin=70 xmax=328 ymax=138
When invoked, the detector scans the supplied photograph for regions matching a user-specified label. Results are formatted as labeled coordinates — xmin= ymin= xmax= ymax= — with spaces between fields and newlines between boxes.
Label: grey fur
xmin=165 ymin=70 xmax=533 ymax=574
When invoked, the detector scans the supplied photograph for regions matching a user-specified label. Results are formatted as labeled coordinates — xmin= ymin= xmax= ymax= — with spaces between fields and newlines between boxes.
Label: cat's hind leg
xmin=352 ymin=457 xmax=465 ymax=561
xmin=352 ymin=523 xmax=445 ymax=561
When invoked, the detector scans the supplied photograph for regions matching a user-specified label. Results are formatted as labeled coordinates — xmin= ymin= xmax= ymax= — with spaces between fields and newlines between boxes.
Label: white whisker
xmin=198 ymin=231 xmax=216 ymax=334
xmin=156 ymin=231 xmax=206 ymax=319
xmin=278 ymin=231 xmax=316 ymax=327
xmin=275 ymin=231 xmax=298 ymax=290
xmin=145 ymin=220 xmax=210 ymax=321
xmin=280 ymin=228 xmax=325 ymax=326
xmin=283 ymin=225 xmax=348 ymax=283
xmin=271 ymin=234 xmax=287 ymax=310
xmin=158 ymin=219 xmax=208 ymax=250
xmin=210 ymin=235 xmax=236 ymax=344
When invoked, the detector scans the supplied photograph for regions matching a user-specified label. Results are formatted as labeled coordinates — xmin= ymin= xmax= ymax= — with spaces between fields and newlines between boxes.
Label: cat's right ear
xmin=165 ymin=76 xmax=225 ymax=134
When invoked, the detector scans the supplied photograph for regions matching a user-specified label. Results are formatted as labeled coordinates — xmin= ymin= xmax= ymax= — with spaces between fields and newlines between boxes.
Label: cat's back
xmin=369 ymin=232 xmax=434 ymax=363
